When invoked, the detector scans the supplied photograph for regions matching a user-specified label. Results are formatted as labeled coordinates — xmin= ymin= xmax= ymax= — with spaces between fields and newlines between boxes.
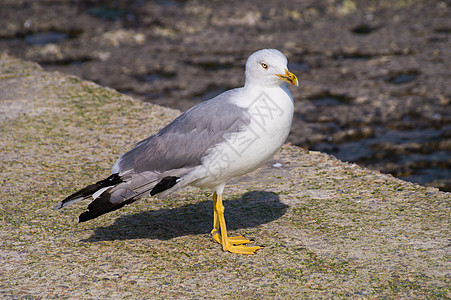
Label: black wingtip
xmin=150 ymin=176 xmax=179 ymax=196
xmin=77 ymin=192 xmax=138 ymax=222
xmin=78 ymin=212 xmax=91 ymax=223
xmin=78 ymin=210 xmax=109 ymax=223
xmin=59 ymin=173 xmax=124 ymax=209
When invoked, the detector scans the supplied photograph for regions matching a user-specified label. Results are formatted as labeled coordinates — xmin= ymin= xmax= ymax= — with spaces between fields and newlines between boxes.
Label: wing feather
xmin=113 ymin=89 xmax=250 ymax=174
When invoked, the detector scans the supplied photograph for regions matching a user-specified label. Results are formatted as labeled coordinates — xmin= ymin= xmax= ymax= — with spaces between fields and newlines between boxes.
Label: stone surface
xmin=0 ymin=54 xmax=449 ymax=299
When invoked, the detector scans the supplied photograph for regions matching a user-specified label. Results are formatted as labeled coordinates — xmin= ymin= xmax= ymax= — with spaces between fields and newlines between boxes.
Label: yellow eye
xmin=261 ymin=63 xmax=268 ymax=69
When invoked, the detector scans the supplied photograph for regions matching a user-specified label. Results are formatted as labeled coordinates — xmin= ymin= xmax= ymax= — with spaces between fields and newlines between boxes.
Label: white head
xmin=245 ymin=49 xmax=299 ymax=88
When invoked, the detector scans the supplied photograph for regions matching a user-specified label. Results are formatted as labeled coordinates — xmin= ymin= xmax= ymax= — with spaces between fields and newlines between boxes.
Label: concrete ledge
xmin=1 ymin=53 xmax=449 ymax=298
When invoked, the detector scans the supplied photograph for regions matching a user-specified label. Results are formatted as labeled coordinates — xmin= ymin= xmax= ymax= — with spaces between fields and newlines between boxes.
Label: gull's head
xmin=245 ymin=49 xmax=299 ymax=88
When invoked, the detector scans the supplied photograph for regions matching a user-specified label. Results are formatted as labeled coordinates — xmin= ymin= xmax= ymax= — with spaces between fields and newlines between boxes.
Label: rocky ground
xmin=1 ymin=0 xmax=450 ymax=191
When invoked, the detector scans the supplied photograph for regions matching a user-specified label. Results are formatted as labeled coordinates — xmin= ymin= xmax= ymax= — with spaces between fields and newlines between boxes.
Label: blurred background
xmin=1 ymin=0 xmax=450 ymax=191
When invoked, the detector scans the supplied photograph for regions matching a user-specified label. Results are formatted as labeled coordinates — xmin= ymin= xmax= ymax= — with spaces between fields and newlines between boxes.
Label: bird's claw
xmin=211 ymin=229 xmax=261 ymax=254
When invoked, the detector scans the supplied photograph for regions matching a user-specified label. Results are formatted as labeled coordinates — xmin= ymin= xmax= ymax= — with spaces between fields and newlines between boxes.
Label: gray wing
xmin=59 ymin=88 xmax=252 ymax=222
xmin=113 ymin=88 xmax=250 ymax=174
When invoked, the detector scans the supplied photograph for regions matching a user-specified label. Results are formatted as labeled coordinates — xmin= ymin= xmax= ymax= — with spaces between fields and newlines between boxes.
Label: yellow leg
xmin=211 ymin=192 xmax=262 ymax=254
xmin=211 ymin=193 xmax=221 ymax=244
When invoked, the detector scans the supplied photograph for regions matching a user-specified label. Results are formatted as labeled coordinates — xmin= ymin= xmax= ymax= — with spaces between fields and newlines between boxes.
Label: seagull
xmin=56 ymin=49 xmax=298 ymax=254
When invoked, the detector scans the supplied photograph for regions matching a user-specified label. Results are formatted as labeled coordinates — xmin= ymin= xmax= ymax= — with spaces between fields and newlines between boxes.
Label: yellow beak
xmin=276 ymin=68 xmax=299 ymax=86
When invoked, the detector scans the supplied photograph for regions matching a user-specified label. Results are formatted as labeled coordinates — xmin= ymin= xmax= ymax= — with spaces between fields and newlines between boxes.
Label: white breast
xmin=193 ymin=85 xmax=294 ymax=189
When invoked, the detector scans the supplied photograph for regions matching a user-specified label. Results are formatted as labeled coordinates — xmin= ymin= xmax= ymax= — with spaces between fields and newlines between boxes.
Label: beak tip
xmin=277 ymin=69 xmax=299 ymax=86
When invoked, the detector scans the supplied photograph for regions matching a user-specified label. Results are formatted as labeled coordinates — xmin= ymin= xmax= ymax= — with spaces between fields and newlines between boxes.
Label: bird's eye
xmin=261 ymin=63 xmax=268 ymax=69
